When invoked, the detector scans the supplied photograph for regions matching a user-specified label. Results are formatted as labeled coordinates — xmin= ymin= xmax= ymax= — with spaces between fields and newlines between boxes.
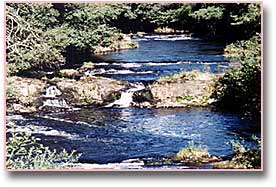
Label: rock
xmin=78 ymin=62 xmax=95 ymax=73
xmin=133 ymin=88 xmax=154 ymax=103
xmin=173 ymin=147 xmax=221 ymax=165
xmin=94 ymin=35 xmax=138 ymax=54
xmin=7 ymin=75 xmax=129 ymax=113
xmin=149 ymin=71 xmax=222 ymax=108
xmin=7 ymin=76 xmax=47 ymax=113
xmin=59 ymin=69 xmax=80 ymax=79
xmin=11 ymin=104 xmax=37 ymax=113
xmin=52 ymin=76 xmax=128 ymax=106
xmin=133 ymin=101 xmax=152 ymax=108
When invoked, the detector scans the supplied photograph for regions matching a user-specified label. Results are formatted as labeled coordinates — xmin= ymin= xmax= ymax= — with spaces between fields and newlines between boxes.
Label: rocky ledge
xmin=94 ymin=35 xmax=138 ymax=54
xmin=7 ymin=69 xmax=223 ymax=113
xmin=134 ymin=71 xmax=223 ymax=108
xmin=6 ymin=75 xmax=128 ymax=114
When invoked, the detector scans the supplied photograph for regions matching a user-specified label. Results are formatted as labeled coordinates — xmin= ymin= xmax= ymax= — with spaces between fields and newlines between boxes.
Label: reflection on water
xmin=12 ymin=107 xmax=260 ymax=164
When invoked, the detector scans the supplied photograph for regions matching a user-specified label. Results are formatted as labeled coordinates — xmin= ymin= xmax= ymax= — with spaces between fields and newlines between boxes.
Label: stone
xmin=78 ymin=62 xmax=95 ymax=73
xmin=6 ymin=76 xmax=47 ymax=113
xmin=59 ymin=69 xmax=79 ymax=79
xmin=54 ymin=76 xmax=128 ymax=106
xmin=7 ymin=75 xmax=129 ymax=113
xmin=149 ymin=71 xmax=222 ymax=108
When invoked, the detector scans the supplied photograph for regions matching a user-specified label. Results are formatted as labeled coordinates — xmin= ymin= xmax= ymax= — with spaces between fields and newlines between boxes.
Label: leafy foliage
xmin=6 ymin=4 xmax=68 ymax=75
xmin=190 ymin=6 xmax=225 ymax=20
xmin=229 ymin=138 xmax=261 ymax=169
xmin=6 ymin=122 xmax=81 ymax=169
xmin=214 ymin=35 xmax=261 ymax=119
xmin=6 ymin=3 xmax=261 ymax=75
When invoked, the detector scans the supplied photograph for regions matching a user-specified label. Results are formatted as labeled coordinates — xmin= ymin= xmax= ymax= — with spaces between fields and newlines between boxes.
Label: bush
xmin=229 ymin=138 xmax=261 ymax=169
xmin=6 ymin=122 xmax=81 ymax=169
xmin=213 ymin=137 xmax=261 ymax=169
xmin=6 ymin=4 xmax=69 ymax=75
xmin=214 ymin=35 xmax=261 ymax=119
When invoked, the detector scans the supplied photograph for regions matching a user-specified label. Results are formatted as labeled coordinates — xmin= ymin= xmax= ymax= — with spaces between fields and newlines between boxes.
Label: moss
xmin=174 ymin=147 xmax=211 ymax=163
xmin=176 ymin=95 xmax=215 ymax=106
xmin=176 ymin=95 xmax=194 ymax=102
xmin=158 ymin=70 xmax=199 ymax=83
xmin=79 ymin=62 xmax=95 ymax=71
xmin=59 ymin=69 xmax=79 ymax=79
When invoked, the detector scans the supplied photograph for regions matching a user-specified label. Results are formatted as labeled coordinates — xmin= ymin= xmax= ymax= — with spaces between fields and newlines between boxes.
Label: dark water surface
xmin=90 ymin=34 xmax=230 ymax=82
xmin=13 ymin=107 xmax=259 ymax=164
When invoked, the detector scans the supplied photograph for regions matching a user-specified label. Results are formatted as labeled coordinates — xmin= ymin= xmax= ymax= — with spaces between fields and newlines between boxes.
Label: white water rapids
xmin=41 ymin=86 xmax=70 ymax=109
xmin=105 ymin=83 xmax=145 ymax=108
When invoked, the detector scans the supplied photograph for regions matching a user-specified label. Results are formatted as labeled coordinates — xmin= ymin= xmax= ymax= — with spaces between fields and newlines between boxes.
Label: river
xmin=9 ymin=34 xmax=260 ymax=169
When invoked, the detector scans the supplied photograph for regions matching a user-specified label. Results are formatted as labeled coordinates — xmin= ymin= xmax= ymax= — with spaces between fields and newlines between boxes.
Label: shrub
xmin=229 ymin=139 xmax=261 ymax=169
xmin=213 ymin=137 xmax=261 ymax=169
xmin=6 ymin=4 xmax=69 ymax=75
xmin=214 ymin=35 xmax=261 ymax=119
xmin=6 ymin=122 xmax=81 ymax=169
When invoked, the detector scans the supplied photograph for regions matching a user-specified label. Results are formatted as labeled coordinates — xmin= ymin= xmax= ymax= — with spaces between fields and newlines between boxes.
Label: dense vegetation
xmin=214 ymin=35 xmax=261 ymax=119
xmin=6 ymin=3 xmax=261 ymax=75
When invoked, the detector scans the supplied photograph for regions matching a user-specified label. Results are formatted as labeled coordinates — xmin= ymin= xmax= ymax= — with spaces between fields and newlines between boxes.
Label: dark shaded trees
xmin=6 ymin=3 xmax=261 ymax=76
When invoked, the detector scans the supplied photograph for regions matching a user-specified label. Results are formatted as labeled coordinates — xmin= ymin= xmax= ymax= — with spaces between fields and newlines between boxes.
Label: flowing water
xmin=40 ymin=86 xmax=70 ymax=109
xmin=89 ymin=34 xmax=230 ymax=82
xmin=9 ymin=34 xmax=260 ymax=168
xmin=105 ymin=83 xmax=145 ymax=108
xmin=11 ymin=107 xmax=260 ymax=165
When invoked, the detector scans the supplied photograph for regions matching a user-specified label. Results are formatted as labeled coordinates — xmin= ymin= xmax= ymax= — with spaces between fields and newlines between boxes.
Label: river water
xmin=89 ymin=34 xmax=230 ymax=82
xmin=9 ymin=34 xmax=260 ymax=168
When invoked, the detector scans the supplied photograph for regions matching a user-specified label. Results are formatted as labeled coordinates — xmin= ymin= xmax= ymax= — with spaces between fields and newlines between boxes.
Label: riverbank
xmin=94 ymin=35 xmax=138 ymax=54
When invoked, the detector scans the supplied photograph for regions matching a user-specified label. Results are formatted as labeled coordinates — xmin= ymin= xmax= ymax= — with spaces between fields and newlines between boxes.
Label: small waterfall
xmin=40 ymin=86 xmax=70 ymax=109
xmin=105 ymin=83 xmax=145 ymax=108
xmin=44 ymin=85 xmax=62 ymax=98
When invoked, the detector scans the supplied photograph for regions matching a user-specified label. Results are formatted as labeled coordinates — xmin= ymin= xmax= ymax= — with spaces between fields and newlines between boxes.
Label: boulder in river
xmin=78 ymin=62 xmax=95 ymax=73
xmin=94 ymin=35 xmax=138 ymax=54
xmin=7 ymin=75 xmax=129 ymax=113
xmin=6 ymin=76 xmax=47 ymax=113
xmin=58 ymin=69 xmax=80 ymax=79
xmin=51 ymin=76 xmax=129 ymax=106
xmin=149 ymin=71 xmax=223 ymax=108
xmin=173 ymin=147 xmax=221 ymax=165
